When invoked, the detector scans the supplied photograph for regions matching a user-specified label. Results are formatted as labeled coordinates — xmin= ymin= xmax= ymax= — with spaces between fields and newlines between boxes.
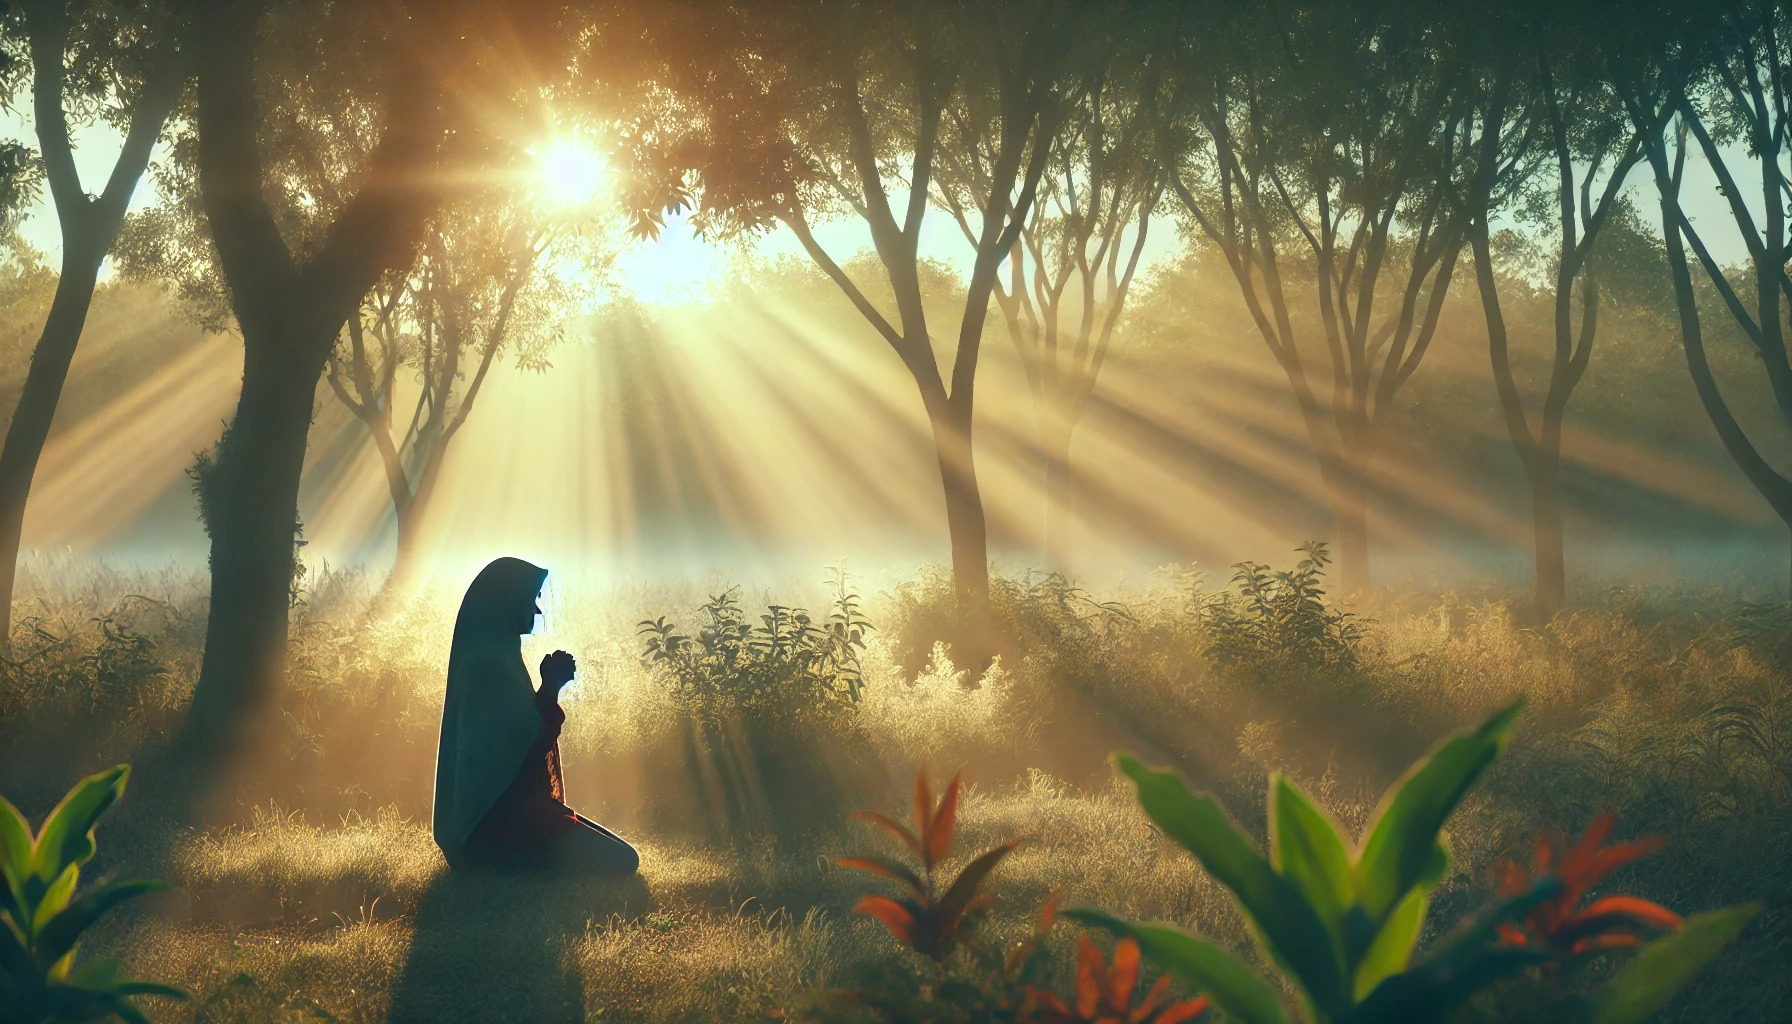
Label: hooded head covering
xmin=433 ymin=556 xmax=550 ymax=863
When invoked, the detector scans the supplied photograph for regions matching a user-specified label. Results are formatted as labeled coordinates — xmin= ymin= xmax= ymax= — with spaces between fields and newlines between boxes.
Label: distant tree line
xmin=0 ymin=0 xmax=1783 ymax=801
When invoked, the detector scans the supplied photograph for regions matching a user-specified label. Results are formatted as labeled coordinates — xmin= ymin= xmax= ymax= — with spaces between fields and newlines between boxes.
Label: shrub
xmin=1 ymin=765 xmax=184 ymax=1024
xmin=1200 ymin=542 xmax=1369 ymax=675
xmin=639 ymin=566 xmax=875 ymax=725
xmin=636 ymin=569 xmax=878 ymax=837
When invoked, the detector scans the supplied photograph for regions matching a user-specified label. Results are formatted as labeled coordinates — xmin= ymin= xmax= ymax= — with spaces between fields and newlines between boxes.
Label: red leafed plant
xmin=1024 ymin=937 xmax=1211 ymax=1024
xmin=1495 ymin=811 xmax=1681 ymax=955
xmin=838 ymin=769 xmax=1020 ymax=961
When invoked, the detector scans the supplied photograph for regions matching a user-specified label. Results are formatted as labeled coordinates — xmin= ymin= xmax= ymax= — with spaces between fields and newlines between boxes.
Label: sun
xmin=535 ymin=138 xmax=607 ymax=208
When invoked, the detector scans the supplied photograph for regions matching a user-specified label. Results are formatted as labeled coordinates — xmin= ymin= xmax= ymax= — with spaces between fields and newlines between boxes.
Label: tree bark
xmin=0 ymin=257 xmax=98 ymax=647
xmin=926 ymin=395 xmax=991 ymax=658
xmin=1526 ymin=454 xmax=1566 ymax=620
xmin=180 ymin=334 xmax=327 ymax=760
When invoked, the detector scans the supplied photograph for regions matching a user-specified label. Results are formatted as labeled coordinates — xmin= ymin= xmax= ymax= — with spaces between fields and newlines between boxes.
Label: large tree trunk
xmin=175 ymin=0 xmax=442 ymax=786
xmin=180 ymin=333 xmax=331 ymax=768
xmin=928 ymin=399 xmax=991 ymax=661
xmin=0 ymin=254 xmax=99 ymax=647
xmin=1525 ymin=451 xmax=1567 ymax=621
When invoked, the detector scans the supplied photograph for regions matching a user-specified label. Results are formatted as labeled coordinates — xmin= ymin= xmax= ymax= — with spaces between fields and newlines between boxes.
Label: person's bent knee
xmin=610 ymin=841 xmax=640 ymax=876
xmin=555 ymin=825 xmax=639 ymax=876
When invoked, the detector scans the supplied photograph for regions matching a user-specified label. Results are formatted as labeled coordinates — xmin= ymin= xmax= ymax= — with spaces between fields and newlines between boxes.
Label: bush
xmin=1199 ymin=542 xmax=1369 ymax=677
xmin=636 ymin=569 xmax=880 ymax=837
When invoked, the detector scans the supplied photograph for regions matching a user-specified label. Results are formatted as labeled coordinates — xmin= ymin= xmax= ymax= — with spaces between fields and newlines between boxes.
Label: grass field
xmin=3 ymin=556 xmax=1788 ymax=1023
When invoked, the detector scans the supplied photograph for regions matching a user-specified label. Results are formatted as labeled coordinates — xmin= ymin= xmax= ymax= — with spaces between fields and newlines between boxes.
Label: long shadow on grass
xmin=389 ymin=869 xmax=652 ymax=1024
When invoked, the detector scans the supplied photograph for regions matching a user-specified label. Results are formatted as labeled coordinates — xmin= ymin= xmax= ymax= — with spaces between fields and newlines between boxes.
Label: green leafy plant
xmin=1201 ymin=543 xmax=1368 ymax=673
xmin=1070 ymin=701 xmax=1760 ymax=1024
xmin=1 ymin=765 xmax=185 ymax=1024
xmin=639 ymin=567 xmax=875 ymax=723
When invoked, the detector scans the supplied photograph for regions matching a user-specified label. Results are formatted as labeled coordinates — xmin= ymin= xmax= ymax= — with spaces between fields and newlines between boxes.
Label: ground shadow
xmin=389 ymin=868 xmax=653 ymax=1024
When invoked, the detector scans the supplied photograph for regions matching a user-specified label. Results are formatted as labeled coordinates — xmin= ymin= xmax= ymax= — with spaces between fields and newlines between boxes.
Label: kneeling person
xmin=432 ymin=557 xmax=638 ymax=874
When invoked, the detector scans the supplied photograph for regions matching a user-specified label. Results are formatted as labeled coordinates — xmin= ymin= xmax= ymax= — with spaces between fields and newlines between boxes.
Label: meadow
xmin=1 ymin=552 xmax=1786 ymax=1023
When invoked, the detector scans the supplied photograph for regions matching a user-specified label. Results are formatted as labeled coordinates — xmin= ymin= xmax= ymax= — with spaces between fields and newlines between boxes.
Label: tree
xmin=596 ymin=0 xmax=1089 ymax=653
xmin=1460 ymin=2 xmax=1650 ymax=621
xmin=325 ymin=157 xmax=606 ymax=584
xmin=109 ymin=0 xmax=575 ymax=778
xmin=938 ymin=49 xmax=1163 ymax=567
xmin=1159 ymin=0 xmax=1470 ymax=596
xmin=0 ymin=0 xmax=182 ymax=651
xmin=1620 ymin=0 xmax=1792 ymax=592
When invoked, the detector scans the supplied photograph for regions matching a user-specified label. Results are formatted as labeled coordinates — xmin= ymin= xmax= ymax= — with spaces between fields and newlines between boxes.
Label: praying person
xmin=432 ymin=556 xmax=639 ymax=874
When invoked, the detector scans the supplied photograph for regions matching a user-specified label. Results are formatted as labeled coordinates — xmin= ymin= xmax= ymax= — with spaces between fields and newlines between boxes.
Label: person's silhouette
xmin=433 ymin=556 xmax=637 ymax=874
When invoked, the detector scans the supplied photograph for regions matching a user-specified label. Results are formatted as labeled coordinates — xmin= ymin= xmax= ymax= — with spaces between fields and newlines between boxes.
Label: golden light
xmin=535 ymin=138 xmax=607 ymax=208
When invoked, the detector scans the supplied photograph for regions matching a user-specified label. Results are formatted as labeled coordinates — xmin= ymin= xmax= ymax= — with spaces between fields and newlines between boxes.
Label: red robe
xmin=460 ymin=683 xmax=579 ymax=867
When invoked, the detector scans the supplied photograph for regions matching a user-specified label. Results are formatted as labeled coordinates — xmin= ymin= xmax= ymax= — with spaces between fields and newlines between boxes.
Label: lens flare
xmin=535 ymin=138 xmax=606 ymax=208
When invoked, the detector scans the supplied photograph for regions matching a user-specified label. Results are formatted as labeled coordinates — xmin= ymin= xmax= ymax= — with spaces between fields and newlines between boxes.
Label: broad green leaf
xmin=1592 ymin=904 xmax=1759 ymax=1024
xmin=1117 ymin=754 xmax=1347 ymax=1017
xmin=32 ymin=862 xmax=79 ymax=937
xmin=1356 ymin=877 xmax=1562 ymax=1022
xmin=1352 ymin=842 xmax=1447 ymax=1001
xmin=1269 ymin=774 xmax=1353 ymax=931
xmin=1355 ymin=702 xmax=1519 ymax=921
xmin=36 ymin=879 xmax=170 ymax=969
xmin=30 ymin=766 xmax=129 ymax=886
xmin=0 ymin=796 xmax=31 ymax=887
xmin=69 ymin=956 xmax=124 ymax=987
xmin=1066 ymin=908 xmax=1289 ymax=1024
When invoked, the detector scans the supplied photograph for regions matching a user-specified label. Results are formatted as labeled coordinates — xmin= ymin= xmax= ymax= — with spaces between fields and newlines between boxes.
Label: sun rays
xmin=11 ymin=247 xmax=1777 ymax=586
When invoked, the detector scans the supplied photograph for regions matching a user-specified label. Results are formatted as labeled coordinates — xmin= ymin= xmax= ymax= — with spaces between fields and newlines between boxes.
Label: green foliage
xmin=639 ymin=567 xmax=874 ymax=725
xmin=1200 ymin=544 xmax=1368 ymax=675
xmin=1074 ymin=703 xmax=1753 ymax=1023
xmin=0 ymin=766 xmax=183 ymax=1024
